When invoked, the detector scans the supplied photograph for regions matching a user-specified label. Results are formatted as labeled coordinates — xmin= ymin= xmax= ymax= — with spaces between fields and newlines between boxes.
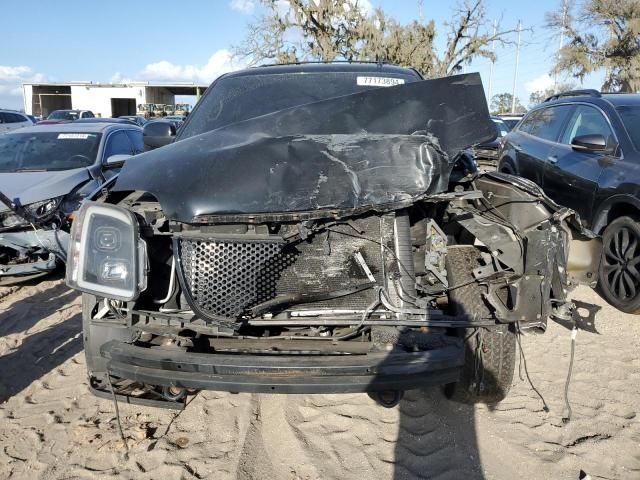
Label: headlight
xmin=66 ymin=202 xmax=147 ymax=301
xmin=0 ymin=197 xmax=63 ymax=228
xmin=28 ymin=196 xmax=63 ymax=219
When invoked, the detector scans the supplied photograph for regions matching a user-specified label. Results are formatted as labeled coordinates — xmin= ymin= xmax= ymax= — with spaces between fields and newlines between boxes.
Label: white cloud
xmin=106 ymin=50 xmax=244 ymax=90
xmin=230 ymin=0 xmax=255 ymax=14
xmin=0 ymin=65 xmax=46 ymax=109
xmin=138 ymin=49 xmax=242 ymax=84
xmin=139 ymin=49 xmax=244 ymax=83
xmin=524 ymin=74 xmax=554 ymax=94
xmin=110 ymin=72 xmax=133 ymax=84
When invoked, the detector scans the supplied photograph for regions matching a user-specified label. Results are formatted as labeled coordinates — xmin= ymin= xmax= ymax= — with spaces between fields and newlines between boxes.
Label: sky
xmin=1 ymin=0 xmax=605 ymax=111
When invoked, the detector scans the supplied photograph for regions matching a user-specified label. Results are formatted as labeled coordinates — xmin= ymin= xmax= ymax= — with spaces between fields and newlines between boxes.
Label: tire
xmin=598 ymin=216 xmax=640 ymax=313
xmin=444 ymin=246 xmax=516 ymax=404
xmin=498 ymin=161 xmax=515 ymax=175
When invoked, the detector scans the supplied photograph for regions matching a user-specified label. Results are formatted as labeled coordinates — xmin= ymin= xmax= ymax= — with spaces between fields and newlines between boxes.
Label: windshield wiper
xmin=14 ymin=168 xmax=47 ymax=172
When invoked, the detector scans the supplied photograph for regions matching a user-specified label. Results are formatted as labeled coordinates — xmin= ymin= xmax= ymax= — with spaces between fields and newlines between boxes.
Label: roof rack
xmin=257 ymin=60 xmax=396 ymax=68
xmin=544 ymin=89 xmax=601 ymax=102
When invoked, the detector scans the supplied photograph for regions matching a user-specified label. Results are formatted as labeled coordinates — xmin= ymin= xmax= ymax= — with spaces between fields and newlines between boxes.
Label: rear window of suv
xmin=179 ymin=70 xmax=421 ymax=139
xmin=616 ymin=105 xmax=640 ymax=150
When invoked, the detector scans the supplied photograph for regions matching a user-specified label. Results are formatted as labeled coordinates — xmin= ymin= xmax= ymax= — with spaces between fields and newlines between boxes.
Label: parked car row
xmin=496 ymin=89 xmax=640 ymax=312
xmin=0 ymin=109 xmax=36 ymax=132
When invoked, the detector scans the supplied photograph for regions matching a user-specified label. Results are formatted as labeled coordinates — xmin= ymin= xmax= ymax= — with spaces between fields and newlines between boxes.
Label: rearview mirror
xmin=143 ymin=121 xmax=176 ymax=150
xmin=571 ymin=134 xmax=607 ymax=153
xmin=106 ymin=154 xmax=131 ymax=166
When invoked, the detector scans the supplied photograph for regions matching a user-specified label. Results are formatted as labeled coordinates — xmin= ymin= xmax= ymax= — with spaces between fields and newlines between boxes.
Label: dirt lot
xmin=0 ymin=275 xmax=639 ymax=480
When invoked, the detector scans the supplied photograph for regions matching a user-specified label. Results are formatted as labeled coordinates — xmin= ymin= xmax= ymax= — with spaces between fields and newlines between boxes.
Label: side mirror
xmin=143 ymin=121 xmax=176 ymax=150
xmin=571 ymin=134 xmax=607 ymax=153
xmin=106 ymin=154 xmax=132 ymax=167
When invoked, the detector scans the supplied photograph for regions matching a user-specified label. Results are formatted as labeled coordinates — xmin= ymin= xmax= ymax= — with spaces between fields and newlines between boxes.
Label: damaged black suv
xmin=66 ymin=64 xmax=599 ymax=408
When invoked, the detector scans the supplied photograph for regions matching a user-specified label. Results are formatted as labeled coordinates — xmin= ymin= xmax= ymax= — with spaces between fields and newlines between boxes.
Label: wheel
xmin=444 ymin=246 xmax=516 ymax=404
xmin=598 ymin=216 xmax=640 ymax=313
xmin=498 ymin=161 xmax=515 ymax=174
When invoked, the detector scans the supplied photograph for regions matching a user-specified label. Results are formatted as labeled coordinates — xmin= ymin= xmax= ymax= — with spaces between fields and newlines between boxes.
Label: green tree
xmin=490 ymin=93 xmax=526 ymax=114
xmin=234 ymin=0 xmax=519 ymax=78
xmin=528 ymin=82 xmax=577 ymax=106
xmin=546 ymin=0 xmax=640 ymax=92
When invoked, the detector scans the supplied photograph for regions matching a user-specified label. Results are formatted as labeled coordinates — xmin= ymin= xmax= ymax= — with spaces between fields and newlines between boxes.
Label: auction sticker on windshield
xmin=58 ymin=133 xmax=91 ymax=139
xmin=357 ymin=76 xmax=405 ymax=87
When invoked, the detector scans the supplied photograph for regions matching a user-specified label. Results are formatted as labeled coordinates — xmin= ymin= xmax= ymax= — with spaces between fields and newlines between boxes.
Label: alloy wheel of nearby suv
xmin=598 ymin=216 xmax=640 ymax=313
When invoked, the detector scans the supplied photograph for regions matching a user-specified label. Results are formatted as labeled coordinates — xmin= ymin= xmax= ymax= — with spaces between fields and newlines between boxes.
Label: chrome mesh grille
xmin=180 ymin=239 xmax=296 ymax=319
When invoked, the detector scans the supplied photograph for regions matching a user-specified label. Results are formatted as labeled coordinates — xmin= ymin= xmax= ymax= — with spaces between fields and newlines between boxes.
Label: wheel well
xmin=595 ymin=202 xmax=640 ymax=234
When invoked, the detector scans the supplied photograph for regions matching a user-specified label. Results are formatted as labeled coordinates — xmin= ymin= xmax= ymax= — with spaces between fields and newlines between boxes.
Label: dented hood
xmin=114 ymin=73 xmax=495 ymax=222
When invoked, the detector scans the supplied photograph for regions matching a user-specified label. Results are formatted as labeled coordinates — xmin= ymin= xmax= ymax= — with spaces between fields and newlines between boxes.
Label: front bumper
xmin=0 ymin=230 xmax=69 ymax=284
xmin=99 ymin=340 xmax=464 ymax=394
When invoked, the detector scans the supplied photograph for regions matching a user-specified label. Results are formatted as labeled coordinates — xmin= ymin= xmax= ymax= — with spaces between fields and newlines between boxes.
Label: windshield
xmin=48 ymin=110 xmax=79 ymax=120
xmin=501 ymin=118 xmax=520 ymax=131
xmin=617 ymin=105 xmax=640 ymax=150
xmin=0 ymin=132 xmax=101 ymax=172
xmin=179 ymin=70 xmax=421 ymax=139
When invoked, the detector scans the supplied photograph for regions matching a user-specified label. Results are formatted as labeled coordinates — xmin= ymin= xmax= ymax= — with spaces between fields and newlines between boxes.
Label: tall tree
xmin=490 ymin=93 xmax=525 ymax=114
xmin=234 ymin=0 xmax=518 ymax=78
xmin=528 ymin=82 xmax=577 ymax=106
xmin=546 ymin=0 xmax=640 ymax=92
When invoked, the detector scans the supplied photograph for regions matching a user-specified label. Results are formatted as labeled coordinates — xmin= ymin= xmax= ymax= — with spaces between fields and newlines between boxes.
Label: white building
xmin=22 ymin=81 xmax=208 ymax=118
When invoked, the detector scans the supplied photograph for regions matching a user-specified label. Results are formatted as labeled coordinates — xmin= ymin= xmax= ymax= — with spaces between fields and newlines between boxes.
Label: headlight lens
xmin=66 ymin=202 xmax=147 ymax=301
xmin=28 ymin=197 xmax=62 ymax=219
xmin=0 ymin=196 xmax=63 ymax=228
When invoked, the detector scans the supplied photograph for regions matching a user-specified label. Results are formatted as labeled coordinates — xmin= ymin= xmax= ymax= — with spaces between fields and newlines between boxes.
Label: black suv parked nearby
xmin=498 ymin=90 xmax=640 ymax=313
xmin=64 ymin=64 xmax=597 ymax=409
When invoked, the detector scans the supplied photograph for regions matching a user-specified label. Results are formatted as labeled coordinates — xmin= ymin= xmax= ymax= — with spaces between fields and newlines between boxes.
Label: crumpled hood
xmin=0 ymin=168 xmax=90 ymax=212
xmin=114 ymin=72 xmax=495 ymax=223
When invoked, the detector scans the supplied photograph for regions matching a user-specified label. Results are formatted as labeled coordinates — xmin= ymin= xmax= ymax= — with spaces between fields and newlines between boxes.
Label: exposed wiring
xmin=516 ymin=322 xmax=550 ymax=413
xmin=108 ymin=299 xmax=127 ymax=320
xmin=562 ymin=326 xmax=577 ymax=424
xmin=379 ymin=287 xmax=426 ymax=315
xmin=105 ymin=375 xmax=129 ymax=459
xmin=332 ymin=291 xmax=381 ymax=341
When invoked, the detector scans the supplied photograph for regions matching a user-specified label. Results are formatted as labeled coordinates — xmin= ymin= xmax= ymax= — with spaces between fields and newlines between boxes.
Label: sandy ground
xmin=0 ymin=275 xmax=639 ymax=480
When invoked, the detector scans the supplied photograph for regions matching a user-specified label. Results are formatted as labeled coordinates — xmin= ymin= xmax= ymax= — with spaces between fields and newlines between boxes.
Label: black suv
xmin=498 ymin=90 xmax=640 ymax=313
xmin=64 ymin=64 xmax=596 ymax=409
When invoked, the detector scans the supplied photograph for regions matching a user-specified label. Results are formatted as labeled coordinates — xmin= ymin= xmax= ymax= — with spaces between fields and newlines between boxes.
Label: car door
xmin=511 ymin=105 xmax=573 ymax=187
xmin=542 ymin=104 xmax=616 ymax=225
xmin=101 ymin=129 xmax=135 ymax=180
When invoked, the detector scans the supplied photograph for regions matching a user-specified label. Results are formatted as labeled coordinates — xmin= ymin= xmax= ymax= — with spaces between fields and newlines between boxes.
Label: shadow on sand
xmin=392 ymin=387 xmax=484 ymax=479
xmin=0 ymin=277 xmax=82 ymax=402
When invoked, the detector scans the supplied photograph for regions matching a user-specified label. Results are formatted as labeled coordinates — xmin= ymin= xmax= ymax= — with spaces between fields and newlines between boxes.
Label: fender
xmin=591 ymin=194 xmax=640 ymax=234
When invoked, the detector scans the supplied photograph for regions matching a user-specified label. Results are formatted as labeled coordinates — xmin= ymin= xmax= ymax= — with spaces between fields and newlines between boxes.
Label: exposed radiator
xmin=178 ymin=215 xmax=408 ymax=322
